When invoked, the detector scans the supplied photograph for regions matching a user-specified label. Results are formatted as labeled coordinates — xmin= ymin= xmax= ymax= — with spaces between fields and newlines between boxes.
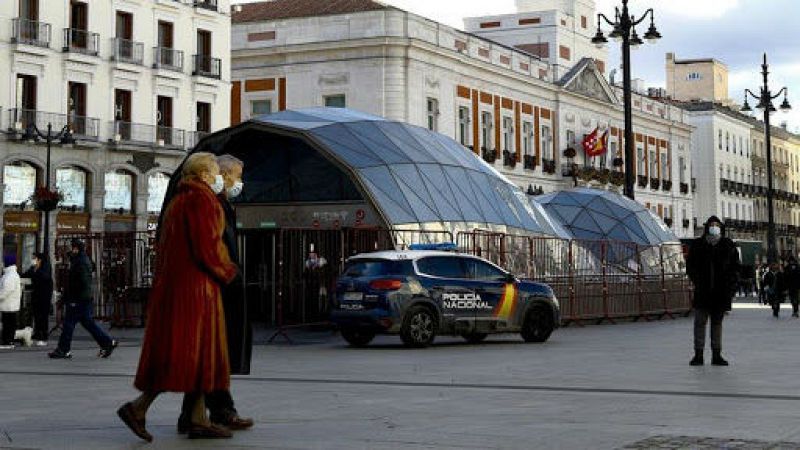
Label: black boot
xmin=690 ymin=350 xmax=703 ymax=366
xmin=711 ymin=351 xmax=729 ymax=366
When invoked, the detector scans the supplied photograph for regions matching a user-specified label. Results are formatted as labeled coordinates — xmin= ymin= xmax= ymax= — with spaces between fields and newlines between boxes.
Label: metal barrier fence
xmin=455 ymin=230 xmax=692 ymax=324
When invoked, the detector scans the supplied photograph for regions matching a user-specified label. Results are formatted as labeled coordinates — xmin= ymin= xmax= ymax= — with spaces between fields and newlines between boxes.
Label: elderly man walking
xmin=686 ymin=216 xmax=740 ymax=366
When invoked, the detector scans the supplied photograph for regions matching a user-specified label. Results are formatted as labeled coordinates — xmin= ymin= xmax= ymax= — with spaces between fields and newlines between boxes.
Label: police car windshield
xmin=344 ymin=259 xmax=414 ymax=277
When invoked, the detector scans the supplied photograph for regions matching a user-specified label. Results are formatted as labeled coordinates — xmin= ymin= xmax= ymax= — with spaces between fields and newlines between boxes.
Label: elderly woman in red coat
xmin=117 ymin=152 xmax=238 ymax=441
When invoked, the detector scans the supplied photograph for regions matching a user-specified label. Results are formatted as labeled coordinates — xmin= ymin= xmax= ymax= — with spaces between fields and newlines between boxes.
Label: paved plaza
xmin=2 ymin=303 xmax=800 ymax=449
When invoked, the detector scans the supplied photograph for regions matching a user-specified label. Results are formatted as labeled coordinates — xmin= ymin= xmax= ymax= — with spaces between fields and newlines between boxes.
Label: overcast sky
xmin=233 ymin=0 xmax=800 ymax=131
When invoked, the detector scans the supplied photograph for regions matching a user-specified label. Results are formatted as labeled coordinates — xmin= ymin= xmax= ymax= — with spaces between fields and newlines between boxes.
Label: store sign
xmin=56 ymin=168 xmax=86 ymax=209
xmin=104 ymin=172 xmax=133 ymax=211
xmin=3 ymin=165 xmax=36 ymax=205
xmin=4 ymin=211 xmax=40 ymax=233
xmin=147 ymin=172 xmax=170 ymax=213
xmin=56 ymin=213 xmax=90 ymax=233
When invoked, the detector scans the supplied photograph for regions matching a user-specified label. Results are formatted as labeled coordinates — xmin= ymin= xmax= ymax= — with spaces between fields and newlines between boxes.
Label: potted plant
xmin=610 ymin=171 xmax=625 ymax=186
xmin=30 ymin=187 xmax=64 ymax=212
xmin=563 ymin=147 xmax=576 ymax=159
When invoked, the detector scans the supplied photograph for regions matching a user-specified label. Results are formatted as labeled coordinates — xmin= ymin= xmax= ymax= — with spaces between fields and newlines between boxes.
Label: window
xmin=502 ymin=116 xmax=514 ymax=152
xmin=732 ymin=135 xmax=736 ymax=153
xmin=147 ymin=172 xmax=170 ymax=213
xmin=637 ymin=146 xmax=645 ymax=175
xmin=115 ymin=11 xmax=132 ymax=40
xmin=541 ymin=125 xmax=552 ymax=159
xmin=464 ymin=258 xmax=507 ymax=281
xmin=649 ymin=150 xmax=657 ymax=177
xmin=157 ymin=21 xmax=173 ymax=49
xmin=426 ymin=98 xmax=439 ymax=132
xmin=15 ymin=74 xmax=37 ymax=119
xmin=522 ymin=121 xmax=533 ymax=156
xmin=458 ymin=106 xmax=470 ymax=146
xmin=739 ymin=137 xmax=743 ymax=155
xmin=19 ymin=0 xmax=39 ymax=21
xmin=416 ymin=256 xmax=466 ymax=279
xmin=197 ymin=29 xmax=211 ymax=57
xmin=68 ymin=81 xmax=87 ymax=134
xmin=56 ymin=167 xmax=87 ymax=211
xmin=104 ymin=171 xmax=133 ymax=213
xmin=156 ymin=95 xmax=173 ymax=144
xmin=481 ymin=111 xmax=493 ymax=150
xmin=69 ymin=0 xmax=88 ymax=50
xmin=726 ymin=132 xmax=729 ymax=151
xmin=566 ymin=130 xmax=576 ymax=146
xmin=156 ymin=21 xmax=175 ymax=67
xmin=113 ymin=89 xmax=132 ymax=140
xmin=3 ymin=162 xmax=37 ymax=206
xmin=196 ymin=102 xmax=211 ymax=133
xmin=251 ymin=99 xmax=272 ymax=116
xmin=679 ymin=156 xmax=686 ymax=183
xmin=718 ymin=130 xmax=723 ymax=150
xmin=324 ymin=94 xmax=346 ymax=108
xmin=686 ymin=72 xmax=702 ymax=80
xmin=660 ymin=153 xmax=668 ymax=180
xmin=344 ymin=259 xmax=414 ymax=277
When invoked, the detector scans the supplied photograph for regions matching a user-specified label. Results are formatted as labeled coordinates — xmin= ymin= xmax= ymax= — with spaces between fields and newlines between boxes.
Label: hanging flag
xmin=583 ymin=126 xmax=608 ymax=157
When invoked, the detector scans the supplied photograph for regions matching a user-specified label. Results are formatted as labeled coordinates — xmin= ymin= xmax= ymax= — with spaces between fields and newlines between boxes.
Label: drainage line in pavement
xmin=2 ymin=370 xmax=800 ymax=403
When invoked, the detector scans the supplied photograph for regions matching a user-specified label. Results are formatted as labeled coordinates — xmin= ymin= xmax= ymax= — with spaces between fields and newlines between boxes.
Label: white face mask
xmin=210 ymin=174 xmax=225 ymax=194
xmin=708 ymin=226 xmax=721 ymax=237
xmin=227 ymin=181 xmax=244 ymax=198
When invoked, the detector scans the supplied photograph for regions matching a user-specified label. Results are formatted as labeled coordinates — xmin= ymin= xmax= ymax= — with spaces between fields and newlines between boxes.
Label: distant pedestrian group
xmin=759 ymin=258 xmax=800 ymax=318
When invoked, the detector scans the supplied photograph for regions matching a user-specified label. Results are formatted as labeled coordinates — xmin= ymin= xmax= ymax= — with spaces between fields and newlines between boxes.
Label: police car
xmin=330 ymin=245 xmax=560 ymax=348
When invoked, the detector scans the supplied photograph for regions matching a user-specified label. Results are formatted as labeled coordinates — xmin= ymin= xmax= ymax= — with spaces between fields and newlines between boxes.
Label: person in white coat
xmin=0 ymin=254 xmax=22 ymax=349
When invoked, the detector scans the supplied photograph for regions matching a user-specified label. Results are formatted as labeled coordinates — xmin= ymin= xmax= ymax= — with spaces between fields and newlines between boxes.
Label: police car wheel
xmin=521 ymin=305 xmax=554 ymax=343
xmin=340 ymin=328 xmax=376 ymax=347
xmin=461 ymin=332 xmax=488 ymax=344
xmin=401 ymin=305 xmax=437 ymax=348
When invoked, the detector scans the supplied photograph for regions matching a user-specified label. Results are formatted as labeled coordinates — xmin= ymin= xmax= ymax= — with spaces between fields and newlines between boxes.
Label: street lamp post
xmin=741 ymin=53 xmax=791 ymax=264
xmin=22 ymin=122 xmax=75 ymax=262
xmin=591 ymin=0 xmax=661 ymax=200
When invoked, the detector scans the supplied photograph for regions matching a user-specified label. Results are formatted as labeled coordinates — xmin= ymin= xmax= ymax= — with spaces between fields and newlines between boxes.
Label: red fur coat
xmin=134 ymin=179 xmax=238 ymax=393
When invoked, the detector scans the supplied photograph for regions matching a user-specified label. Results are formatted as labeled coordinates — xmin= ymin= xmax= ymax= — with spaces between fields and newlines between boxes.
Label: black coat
xmin=686 ymin=217 xmax=740 ymax=312
xmin=22 ymin=262 xmax=53 ymax=307
xmin=218 ymin=194 xmax=252 ymax=376
xmin=66 ymin=252 xmax=93 ymax=304
xmin=784 ymin=262 xmax=800 ymax=292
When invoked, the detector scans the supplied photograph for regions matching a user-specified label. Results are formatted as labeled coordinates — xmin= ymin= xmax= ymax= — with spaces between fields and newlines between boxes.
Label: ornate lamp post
xmin=591 ymin=0 xmax=661 ymax=200
xmin=740 ymin=53 xmax=792 ymax=264
xmin=22 ymin=123 xmax=75 ymax=261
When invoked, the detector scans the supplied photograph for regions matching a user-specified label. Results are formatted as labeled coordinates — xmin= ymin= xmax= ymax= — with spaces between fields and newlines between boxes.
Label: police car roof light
xmin=408 ymin=242 xmax=458 ymax=251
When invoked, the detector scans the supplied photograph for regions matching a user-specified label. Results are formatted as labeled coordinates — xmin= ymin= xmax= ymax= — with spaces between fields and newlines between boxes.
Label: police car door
xmin=463 ymin=257 xmax=515 ymax=332
xmin=415 ymin=256 xmax=475 ymax=330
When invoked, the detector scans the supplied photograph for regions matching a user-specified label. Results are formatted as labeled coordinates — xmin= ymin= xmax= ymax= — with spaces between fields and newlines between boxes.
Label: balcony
xmin=111 ymin=38 xmax=144 ymax=65
xmin=63 ymin=28 xmax=99 ymax=56
xmin=8 ymin=108 xmax=99 ymax=140
xmin=156 ymin=126 xmax=185 ymax=149
xmin=637 ymin=175 xmax=648 ymax=188
xmin=153 ymin=47 xmax=184 ymax=72
xmin=187 ymin=131 xmax=211 ymax=148
xmin=542 ymin=158 xmax=556 ymax=175
xmin=691 ymin=178 xmax=697 ymax=193
xmin=682 ymin=219 xmax=690 ymax=229
xmin=482 ymin=147 xmax=497 ymax=164
xmin=662 ymin=180 xmax=672 ymax=192
xmin=110 ymin=121 xmax=185 ymax=149
xmin=193 ymin=0 xmax=218 ymax=11
xmin=650 ymin=178 xmax=660 ymax=190
xmin=523 ymin=154 xmax=537 ymax=171
xmin=11 ymin=18 xmax=51 ymax=47
xmin=664 ymin=218 xmax=673 ymax=228
xmin=679 ymin=182 xmax=689 ymax=194
xmin=502 ymin=150 xmax=517 ymax=168
xmin=192 ymin=54 xmax=221 ymax=79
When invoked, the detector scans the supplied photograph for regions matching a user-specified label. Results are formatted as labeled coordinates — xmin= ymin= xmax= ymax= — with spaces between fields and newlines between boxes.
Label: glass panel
xmin=464 ymin=258 xmax=506 ymax=281
xmin=374 ymin=123 xmax=437 ymax=164
xmin=416 ymin=256 xmax=466 ymax=279
xmin=251 ymin=100 xmax=272 ymax=116
xmin=3 ymin=164 xmax=37 ymax=205
xmin=147 ymin=172 xmax=170 ymax=213
xmin=104 ymin=171 xmax=133 ymax=211
xmin=56 ymin=167 xmax=86 ymax=209
xmin=343 ymin=259 xmax=414 ymax=277
xmin=313 ymin=125 xmax=384 ymax=168
xmin=345 ymin=123 xmax=410 ymax=165
xmin=323 ymin=95 xmax=346 ymax=108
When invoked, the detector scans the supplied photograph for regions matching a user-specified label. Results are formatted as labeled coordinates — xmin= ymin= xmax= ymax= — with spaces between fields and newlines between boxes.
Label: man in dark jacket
xmin=21 ymin=252 xmax=53 ymax=346
xmin=178 ymin=155 xmax=253 ymax=432
xmin=784 ymin=257 xmax=800 ymax=318
xmin=48 ymin=239 xmax=117 ymax=359
xmin=686 ymin=216 xmax=740 ymax=366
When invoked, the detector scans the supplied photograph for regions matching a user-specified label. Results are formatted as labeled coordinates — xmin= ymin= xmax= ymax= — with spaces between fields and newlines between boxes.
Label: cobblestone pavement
xmin=623 ymin=435 xmax=800 ymax=449
xmin=2 ymin=304 xmax=800 ymax=449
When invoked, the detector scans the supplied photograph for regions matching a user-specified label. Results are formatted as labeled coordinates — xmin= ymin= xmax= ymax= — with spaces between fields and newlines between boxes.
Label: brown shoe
xmin=187 ymin=423 xmax=233 ymax=439
xmin=117 ymin=402 xmax=153 ymax=442
xmin=219 ymin=415 xmax=254 ymax=431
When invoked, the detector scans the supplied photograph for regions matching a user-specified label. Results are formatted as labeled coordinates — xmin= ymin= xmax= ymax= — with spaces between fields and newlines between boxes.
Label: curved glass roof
xmin=532 ymin=187 xmax=678 ymax=246
xmin=250 ymin=108 xmax=545 ymax=234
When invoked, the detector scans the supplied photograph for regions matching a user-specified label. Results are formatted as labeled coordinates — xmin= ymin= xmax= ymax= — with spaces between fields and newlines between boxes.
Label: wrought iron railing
xmin=192 ymin=54 xmax=221 ymax=79
xmin=111 ymin=38 xmax=144 ymax=65
xmin=11 ymin=18 xmax=51 ymax=47
xmin=153 ymin=47 xmax=184 ymax=72
xmin=111 ymin=121 xmax=156 ymax=145
xmin=156 ymin=126 xmax=185 ymax=148
xmin=187 ymin=131 xmax=211 ymax=148
xmin=8 ymin=108 xmax=98 ymax=139
xmin=193 ymin=0 xmax=218 ymax=11
xmin=63 ymin=28 xmax=99 ymax=55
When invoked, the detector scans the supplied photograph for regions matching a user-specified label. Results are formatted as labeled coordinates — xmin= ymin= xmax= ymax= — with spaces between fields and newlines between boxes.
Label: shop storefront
xmin=147 ymin=172 xmax=170 ymax=230
xmin=3 ymin=162 xmax=40 ymax=269
xmin=56 ymin=166 xmax=91 ymax=235
xmin=104 ymin=170 xmax=136 ymax=232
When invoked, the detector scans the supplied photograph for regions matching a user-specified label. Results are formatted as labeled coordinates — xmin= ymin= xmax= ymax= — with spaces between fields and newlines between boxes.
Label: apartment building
xmin=0 ymin=0 xmax=231 ymax=265
xmin=230 ymin=0 xmax=695 ymax=238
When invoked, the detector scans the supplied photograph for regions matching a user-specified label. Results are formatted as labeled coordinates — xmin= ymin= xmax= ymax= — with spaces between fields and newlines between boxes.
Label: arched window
xmin=3 ymin=162 xmax=38 ymax=206
xmin=56 ymin=166 xmax=88 ymax=211
xmin=147 ymin=172 xmax=170 ymax=213
xmin=104 ymin=170 xmax=134 ymax=214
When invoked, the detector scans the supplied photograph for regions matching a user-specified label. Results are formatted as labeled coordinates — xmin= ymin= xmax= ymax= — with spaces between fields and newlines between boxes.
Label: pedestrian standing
xmin=178 ymin=154 xmax=254 ymax=433
xmin=21 ymin=252 xmax=53 ymax=346
xmin=686 ymin=216 xmax=740 ymax=366
xmin=767 ymin=262 xmax=788 ymax=318
xmin=784 ymin=257 xmax=800 ymax=318
xmin=0 ymin=254 xmax=22 ymax=349
xmin=48 ymin=239 xmax=118 ymax=359
xmin=117 ymin=153 xmax=239 ymax=442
